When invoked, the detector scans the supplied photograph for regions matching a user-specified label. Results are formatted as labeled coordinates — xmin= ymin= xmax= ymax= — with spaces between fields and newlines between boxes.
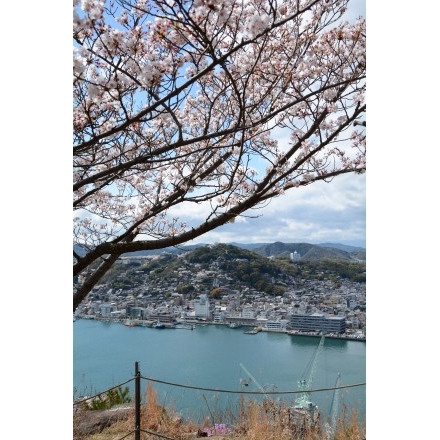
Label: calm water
xmin=73 ymin=319 xmax=366 ymax=423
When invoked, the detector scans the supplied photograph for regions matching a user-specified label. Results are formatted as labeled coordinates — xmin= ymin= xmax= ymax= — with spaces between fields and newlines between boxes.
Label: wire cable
xmin=140 ymin=374 xmax=365 ymax=395
xmin=73 ymin=377 xmax=135 ymax=406
xmin=113 ymin=430 xmax=136 ymax=440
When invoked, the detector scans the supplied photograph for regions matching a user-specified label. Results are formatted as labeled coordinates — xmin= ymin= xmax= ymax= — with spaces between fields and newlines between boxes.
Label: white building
xmin=194 ymin=293 xmax=211 ymax=319
xmin=241 ymin=307 xmax=255 ymax=319
xmin=100 ymin=303 xmax=114 ymax=317
xmin=266 ymin=320 xmax=283 ymax=330
xmin=212 ymin=305 xmax=227 ymax=323
xmin=291 ymin=251 xmax=301 ymax=262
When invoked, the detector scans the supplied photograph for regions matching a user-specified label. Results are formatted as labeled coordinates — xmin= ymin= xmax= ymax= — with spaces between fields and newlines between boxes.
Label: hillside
xmin=123 ymin=243 xmax=291 ymax=296
xmin=95 ymin=243 xmax=366 ymax=298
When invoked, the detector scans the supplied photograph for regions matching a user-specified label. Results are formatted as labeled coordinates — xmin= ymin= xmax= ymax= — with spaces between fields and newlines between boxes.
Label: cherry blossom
xmin=73 ymin=0 xmax=366 ymax=310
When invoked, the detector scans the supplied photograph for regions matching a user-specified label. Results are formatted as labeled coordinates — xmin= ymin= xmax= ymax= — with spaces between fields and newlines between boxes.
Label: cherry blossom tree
xmin=73 ymin=0 xmax=366 ymax=311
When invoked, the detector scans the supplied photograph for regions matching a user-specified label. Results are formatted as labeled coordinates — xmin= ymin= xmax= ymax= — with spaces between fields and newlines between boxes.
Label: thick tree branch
xmin=73 ymin=253 xmax=121 ymax=312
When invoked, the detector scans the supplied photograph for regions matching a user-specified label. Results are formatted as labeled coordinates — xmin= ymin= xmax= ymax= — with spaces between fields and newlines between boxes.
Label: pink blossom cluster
xmin=203 ymin=423 xmax=233 ymax=436
xmin=73 ymin=0 xmax=365 ymax=255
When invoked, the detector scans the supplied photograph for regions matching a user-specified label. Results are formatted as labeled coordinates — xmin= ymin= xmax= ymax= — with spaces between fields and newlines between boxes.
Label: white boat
xmin=175 ymin=323 xmax=194 ymax=330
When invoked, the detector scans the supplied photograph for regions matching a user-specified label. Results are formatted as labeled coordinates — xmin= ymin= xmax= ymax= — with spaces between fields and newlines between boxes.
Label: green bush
xmin=88 ymin=386 xmax=132 ymax=411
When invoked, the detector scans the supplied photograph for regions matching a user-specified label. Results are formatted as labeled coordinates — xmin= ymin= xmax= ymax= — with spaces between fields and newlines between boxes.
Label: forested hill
xmin=181 ymin=243 xmax=366 ymax=284
xmin=253 ymin=242 xmax=366 ymax=261
xmin=95 ymin=243 xmax=366 ymax=298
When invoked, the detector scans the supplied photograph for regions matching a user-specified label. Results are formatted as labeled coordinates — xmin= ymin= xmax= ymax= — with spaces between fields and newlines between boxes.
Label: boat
xmin=154 ymin=320 xmax=166 ymax=329
xmin=175 ymin=323 xmax=194 ymax=330
xmin=244 ymin=329 xmax=259 ymax=335
xmin=229 ymin=322 xmax=242 ymax=329
xmin=240 ymin=379 xmax=250 ymax=387
xmin=244 ymin=327 xmax=262 ymax=334
xmin=124 ymin=319 xmax=137 ymax=327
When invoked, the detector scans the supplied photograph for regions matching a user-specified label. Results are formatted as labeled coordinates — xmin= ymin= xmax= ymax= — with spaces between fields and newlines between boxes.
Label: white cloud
xmin=188 ymin=173 xmax=366 ymax=247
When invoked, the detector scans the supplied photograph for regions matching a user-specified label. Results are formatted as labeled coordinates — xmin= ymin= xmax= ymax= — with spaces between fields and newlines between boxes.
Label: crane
xmin=293 ymin=332 xmax=325 ymax=418
xmin=325 ymin=372 xmax=341 ymax=437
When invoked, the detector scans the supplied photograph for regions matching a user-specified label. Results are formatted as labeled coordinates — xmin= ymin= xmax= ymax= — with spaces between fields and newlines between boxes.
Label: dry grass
xmin=332 ymin=406 xmax=365 ymax=440
xmin=74 ymin=384 xmax=365 ymax=440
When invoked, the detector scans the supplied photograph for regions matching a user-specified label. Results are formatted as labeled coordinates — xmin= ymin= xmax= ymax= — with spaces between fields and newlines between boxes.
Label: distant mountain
xmin=252 ymin=241 xmax=365 ymax=261
xmin=74 ymin=243 xmax=209 ymax=258
xmin=125 ymin=244 xmax=203 ymax=256
xmin=228 ymin=242 xmax=270 ymax=250
xmin=74 ymin=241 xmax=365 ymax=261
xmin=317 ymin=243 xmax=365 ymax=252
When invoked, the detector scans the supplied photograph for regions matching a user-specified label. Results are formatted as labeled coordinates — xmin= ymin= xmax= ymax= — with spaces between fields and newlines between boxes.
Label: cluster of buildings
xmin=75 ymin=252 xmax=366 ymax=340
xmin=193 ymin=292 xmax=351 ymax=335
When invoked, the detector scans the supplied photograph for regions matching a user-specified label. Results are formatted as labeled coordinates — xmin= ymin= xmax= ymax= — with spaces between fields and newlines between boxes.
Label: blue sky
xmin=162 ymin=0 xmax=367 ymax=248
xmin=188 ymin=0 xmax=367 ymax=248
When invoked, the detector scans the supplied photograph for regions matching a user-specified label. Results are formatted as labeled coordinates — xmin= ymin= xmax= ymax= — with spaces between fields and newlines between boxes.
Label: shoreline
xmin=75 ymin=315 xmax=366 ymax=342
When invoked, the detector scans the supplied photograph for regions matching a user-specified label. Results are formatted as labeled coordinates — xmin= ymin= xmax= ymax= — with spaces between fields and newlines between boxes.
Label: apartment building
xmin=194 ymin=293 xmax=211 ymax=320
xmin=289 ymin=313 xmax=346 ymax=334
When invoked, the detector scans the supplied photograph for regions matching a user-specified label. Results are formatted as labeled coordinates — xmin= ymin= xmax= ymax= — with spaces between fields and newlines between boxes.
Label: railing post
xmin=135 ymin=361 xmax=140 ymax=440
